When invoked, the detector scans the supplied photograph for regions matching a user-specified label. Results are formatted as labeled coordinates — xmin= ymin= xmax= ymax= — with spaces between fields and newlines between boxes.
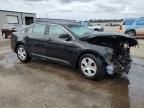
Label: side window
xmin=49 ymin=24 xmax=68 ymax=37
xmin=136 ymin=19 xmax=144 ymax=25
xmin=33 ymin=24 xmax=46 ymax=35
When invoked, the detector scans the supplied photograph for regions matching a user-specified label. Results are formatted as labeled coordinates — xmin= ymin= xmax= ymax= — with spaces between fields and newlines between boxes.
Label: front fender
xmin=75 ymin=45 xmax=113 ymax=67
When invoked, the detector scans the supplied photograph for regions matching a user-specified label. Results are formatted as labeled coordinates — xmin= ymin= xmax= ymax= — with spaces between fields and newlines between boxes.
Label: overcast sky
xmin=0 ymin=0 xmax=144 ymax=20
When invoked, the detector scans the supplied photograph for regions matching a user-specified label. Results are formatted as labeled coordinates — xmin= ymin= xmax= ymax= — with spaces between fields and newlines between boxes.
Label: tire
xmin=126 ymin=31 xmax=135 ymax=37
xmin=79 ymin=54 xmax=105 ymax=80
xmin=16 ymin=45 xmax=31 ymax=63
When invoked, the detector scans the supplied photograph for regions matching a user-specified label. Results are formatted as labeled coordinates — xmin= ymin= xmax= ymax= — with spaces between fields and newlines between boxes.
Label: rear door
xmin=25 ymin=24 xmax=47 ymax=56
xmin=135 ymin=18 xmax=144 ymax=36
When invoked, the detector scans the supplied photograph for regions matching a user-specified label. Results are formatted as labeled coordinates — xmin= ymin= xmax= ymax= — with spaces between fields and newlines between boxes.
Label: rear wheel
xmin=79 ymin=54 xmax=105 ymax=80
xmin=126 ymin=31 xmax=135 ymax=37
xmin=16 ymin=45 xmax=31 ymax=63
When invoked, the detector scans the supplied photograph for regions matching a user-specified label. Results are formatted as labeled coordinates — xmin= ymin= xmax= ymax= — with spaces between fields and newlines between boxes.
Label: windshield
xmin=68 ymin=25 xmax=93 ymax=37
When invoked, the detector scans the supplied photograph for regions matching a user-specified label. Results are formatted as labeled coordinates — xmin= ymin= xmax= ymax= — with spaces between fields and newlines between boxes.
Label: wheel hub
xmin=81 ymin=57 xmax=97 ymax=77
xmin=18 ymin=47 xmax=26 ymax=60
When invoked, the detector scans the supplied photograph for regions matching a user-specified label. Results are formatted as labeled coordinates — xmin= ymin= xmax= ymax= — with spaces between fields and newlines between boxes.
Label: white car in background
xmin=80 ymin=21 xmax=104 ymax=32
xmin=88 ymin=25 xmax=104 ymax=32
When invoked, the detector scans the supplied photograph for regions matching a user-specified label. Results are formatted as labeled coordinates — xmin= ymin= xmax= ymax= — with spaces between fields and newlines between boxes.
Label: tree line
xmin=88 ymin=19 xmax=123 ymax=23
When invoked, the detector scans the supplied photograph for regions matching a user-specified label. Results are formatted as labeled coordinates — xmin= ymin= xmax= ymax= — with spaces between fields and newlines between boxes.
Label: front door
xmin=46 ymin=24 xmax=75 ymax=63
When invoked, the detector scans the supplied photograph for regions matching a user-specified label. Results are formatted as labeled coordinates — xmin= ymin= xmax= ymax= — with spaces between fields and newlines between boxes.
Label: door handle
xmin=47 ymin=38 xmax=52 ymax=41
xmin=25 ymin=35 xmax=29 ymax=38
xmin=25 ymin=35 xmax=29 ymax=39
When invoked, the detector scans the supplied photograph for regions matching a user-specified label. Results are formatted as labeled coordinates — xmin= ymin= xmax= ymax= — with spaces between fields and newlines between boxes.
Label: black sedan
xmin=11 ymin=22 xmax=138 ymax=80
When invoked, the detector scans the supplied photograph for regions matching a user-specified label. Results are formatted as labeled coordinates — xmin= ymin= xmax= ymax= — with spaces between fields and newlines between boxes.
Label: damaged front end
xmin=110 ymin=44 xmax=132 ymax=75
xmin=80 ymin=33 xmax=138 ymax=75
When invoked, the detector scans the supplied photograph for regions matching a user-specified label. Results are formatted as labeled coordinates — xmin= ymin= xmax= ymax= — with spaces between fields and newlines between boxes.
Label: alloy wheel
xmin=17 ymin=47 xmax=27 ymax=61
xmin=81 ymin=57 xmax=97 ymax=77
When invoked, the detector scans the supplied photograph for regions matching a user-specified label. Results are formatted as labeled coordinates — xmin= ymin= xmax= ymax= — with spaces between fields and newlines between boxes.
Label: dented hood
xmin=79 ymin=32 xmax=138 ymax=47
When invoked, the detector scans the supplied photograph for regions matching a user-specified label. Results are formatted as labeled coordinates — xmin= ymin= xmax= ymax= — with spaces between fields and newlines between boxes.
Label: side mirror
xmin=59 ymin=34 xmax=72 ymax=40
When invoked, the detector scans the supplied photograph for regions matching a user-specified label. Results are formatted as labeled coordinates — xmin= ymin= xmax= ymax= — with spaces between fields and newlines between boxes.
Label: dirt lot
xmin=0 ymin=38 xmax=144 ymax=108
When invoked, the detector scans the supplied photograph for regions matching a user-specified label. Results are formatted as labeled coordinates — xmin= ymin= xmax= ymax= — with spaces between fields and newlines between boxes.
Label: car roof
xmin=124 ymin=18 xmax=137 ymax=20
xmin=123 ymin=18 xmax=144 ymax=21
xmin=35 ymin=21 xmax=81 ymax=26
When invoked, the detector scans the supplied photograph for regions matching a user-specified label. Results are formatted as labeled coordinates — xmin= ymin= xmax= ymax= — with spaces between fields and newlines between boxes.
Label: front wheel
xmin=16 ymin=45 xmax=31 ymax=63
xmin=79 ymin=54 xmax=105 ymax=80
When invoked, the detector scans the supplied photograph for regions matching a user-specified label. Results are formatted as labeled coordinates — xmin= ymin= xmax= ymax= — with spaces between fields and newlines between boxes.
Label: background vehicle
xmin=11 ymin=23 xmax=137 ymax=80
xmin=1 ymin=24 xmax=26 ymax=39
xmin=87 ymin=24 xmax=104 ymax=32
xmin=119 ymin=17 xmax=144 ymax=38
xmin=80 ymin=21 xmax=104 ymax=32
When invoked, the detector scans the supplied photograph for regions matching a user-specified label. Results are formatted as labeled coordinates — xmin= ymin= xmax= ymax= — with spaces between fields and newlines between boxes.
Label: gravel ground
xmin=0 ymin=49 xmax=144 ymax=108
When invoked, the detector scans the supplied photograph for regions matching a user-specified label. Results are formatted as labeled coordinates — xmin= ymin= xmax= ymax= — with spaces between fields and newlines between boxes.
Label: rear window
xmin=123 ymin=19 xmax=135 ymax=25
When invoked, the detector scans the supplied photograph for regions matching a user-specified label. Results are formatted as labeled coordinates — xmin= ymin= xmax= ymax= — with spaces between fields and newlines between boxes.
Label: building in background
xmin=0 ymin=10 xmax=36 ymax=28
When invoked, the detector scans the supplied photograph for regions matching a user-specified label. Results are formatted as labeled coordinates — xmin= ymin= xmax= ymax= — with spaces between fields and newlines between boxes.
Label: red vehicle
xmin=1 ymin=24 xmax=26 ymax=39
